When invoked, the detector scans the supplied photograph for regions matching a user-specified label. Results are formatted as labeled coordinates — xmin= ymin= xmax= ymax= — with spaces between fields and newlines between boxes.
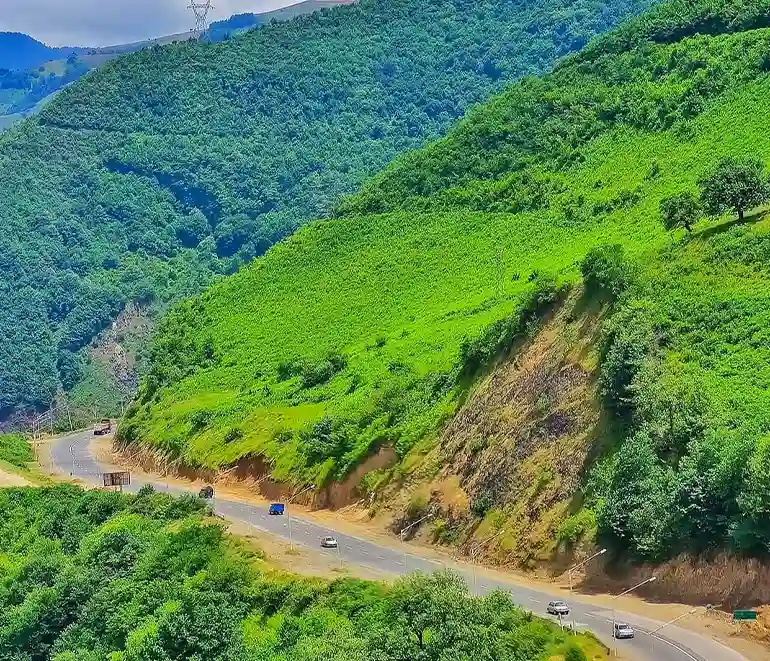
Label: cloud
xmin=0 ymin=0 xmax=298 ymax=47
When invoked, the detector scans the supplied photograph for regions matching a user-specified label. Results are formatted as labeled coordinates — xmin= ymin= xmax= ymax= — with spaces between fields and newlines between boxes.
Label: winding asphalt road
xmin=51 ymin=429 xmax=748 ymax=661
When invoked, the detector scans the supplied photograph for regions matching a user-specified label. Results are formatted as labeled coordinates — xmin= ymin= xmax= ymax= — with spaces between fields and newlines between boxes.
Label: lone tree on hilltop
xmin=659 ymin=191 xmax=702 ymax=232
xmin=698 ymin=156 xmax=770 ymax=221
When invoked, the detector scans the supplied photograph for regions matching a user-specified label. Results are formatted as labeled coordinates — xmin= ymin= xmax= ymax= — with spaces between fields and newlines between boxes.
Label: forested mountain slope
xmin=127 ymin=0 xmax=770 ymax=563
xmin=0 ymin=0 xmax=655 ymax=423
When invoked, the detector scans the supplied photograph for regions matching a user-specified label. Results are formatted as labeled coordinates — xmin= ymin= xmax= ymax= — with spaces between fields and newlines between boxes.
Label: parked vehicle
xmin=198 ymin=485 xmax=214 ymax=499
xmin=613 ymin=622 xmax=635 ymax=639
xmin=546 ymin=601 xmax=570 ymax=616
xmin=268 ymin=503 xmax=285 ymax=515
xmin=93 ymin=419 xmax=112 ymax=436
xmin=320 ymin=536 xmax=338 ymax=548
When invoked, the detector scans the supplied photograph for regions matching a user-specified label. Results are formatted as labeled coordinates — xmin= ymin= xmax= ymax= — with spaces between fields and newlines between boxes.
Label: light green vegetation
xmin=0 ymin=0 xmax=655 ymax=423
xmin=0 ymin=433 xmax=33 ymax=469
xmin=131 ymin=0 xmax=770 ymax=561
xmin=0 ymin=484 xmax=602 ymax=661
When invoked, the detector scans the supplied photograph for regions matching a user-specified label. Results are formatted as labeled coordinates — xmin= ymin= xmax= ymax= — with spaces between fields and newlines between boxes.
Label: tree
xmin=581 ymin=244 xmax=633 ymax=299
xmin=658 ymin=191 xmax=701 ymax=232
xmin=698 ymin=157 xmax=770 ymax=221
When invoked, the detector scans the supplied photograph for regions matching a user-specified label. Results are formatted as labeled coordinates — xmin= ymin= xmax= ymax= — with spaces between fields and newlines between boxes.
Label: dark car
xmin=546 ymin=601 xmax=570 ymax=616
xmin=93 ymin=419 xmax=112 ymax=436
xmin=268 ymin=503 xmax=285 ymax=515
xmin=198 ymin=485 xmax=214 ymax=499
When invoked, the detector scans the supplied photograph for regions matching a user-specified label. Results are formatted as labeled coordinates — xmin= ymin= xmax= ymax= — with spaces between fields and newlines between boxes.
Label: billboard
xmin=103 ymin=472 xmax=131 ymax=488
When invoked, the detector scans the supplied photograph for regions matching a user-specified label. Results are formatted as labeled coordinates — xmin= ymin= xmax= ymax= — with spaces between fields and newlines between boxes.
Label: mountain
xmin=0 ymin=2 xmax=356 ymax=132
xmin=0 ymin=0 xmax=656 ymax=423
xmin=207 ymin=0 xmax=357 ymax=40
xmin=0 ymin=32 xmax=85 ymax=71
xmin=126 ymin=0 xmax=770 ymax=569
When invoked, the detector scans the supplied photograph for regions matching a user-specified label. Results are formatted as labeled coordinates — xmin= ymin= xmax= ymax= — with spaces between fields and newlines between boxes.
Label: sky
xmin=0 ymin=0 xmax=302 ymax=47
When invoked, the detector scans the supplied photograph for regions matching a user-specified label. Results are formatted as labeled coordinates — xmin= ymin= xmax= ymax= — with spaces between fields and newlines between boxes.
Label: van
xmin=268 ymin=503 xmax=285 ymax=515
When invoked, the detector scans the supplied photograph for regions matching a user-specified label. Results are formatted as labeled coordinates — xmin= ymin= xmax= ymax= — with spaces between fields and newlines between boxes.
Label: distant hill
xmin=208 ymin=0 xmax=356 ymax=40
xmin=0 ymin=32 xmax=85 ymax=71
xmin=0 ymin=1 xmax=356 ymax=131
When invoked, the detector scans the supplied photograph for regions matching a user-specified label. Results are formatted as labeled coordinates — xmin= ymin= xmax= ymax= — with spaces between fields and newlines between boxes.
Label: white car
xmin=546 ymin=600 xmax=570 ymax=616
xmin=320 ymin=536 xmax=338 ymax=548
xmin=614 ymin=622 xmax=635 ymax=639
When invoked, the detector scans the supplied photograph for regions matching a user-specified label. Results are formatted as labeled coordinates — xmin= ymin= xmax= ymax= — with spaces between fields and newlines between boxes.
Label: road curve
xmin=51 ymin=429 xmax=748 ymax=661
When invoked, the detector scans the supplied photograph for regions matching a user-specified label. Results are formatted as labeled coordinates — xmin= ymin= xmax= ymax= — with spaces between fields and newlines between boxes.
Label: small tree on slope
xmin=659 ymin=191 xmax=702 ymax=232
xmin=698 ymin=156 xmax=770 ymax=221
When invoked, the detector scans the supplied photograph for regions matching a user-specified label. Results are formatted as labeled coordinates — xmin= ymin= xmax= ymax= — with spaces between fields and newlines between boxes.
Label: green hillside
xmin=0 ymin=485 xmax=599 ymax=660
xmin=128 ymin=0 xmax=770 ymax=562
xmin=0 ymin=0 xmax=655 ymax=422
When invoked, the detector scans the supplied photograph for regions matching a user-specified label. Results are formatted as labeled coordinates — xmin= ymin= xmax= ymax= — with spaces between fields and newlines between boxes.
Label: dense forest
xmin=0 ymin=484 xmax=598 ymax=660
xmin=128 ymin=0 xmax=770 ymax=563
xmin=0 ymin=0 xmax=657 ymax=422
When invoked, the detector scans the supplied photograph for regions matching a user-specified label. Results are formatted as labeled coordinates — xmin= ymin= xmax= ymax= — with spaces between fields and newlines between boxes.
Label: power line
xmin=188 ymin=1 xmax=214 ymax=36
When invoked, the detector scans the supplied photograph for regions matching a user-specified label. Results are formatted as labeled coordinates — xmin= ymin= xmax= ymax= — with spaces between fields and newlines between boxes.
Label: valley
xmin=3 ymin=0 xmax=770 ymax=659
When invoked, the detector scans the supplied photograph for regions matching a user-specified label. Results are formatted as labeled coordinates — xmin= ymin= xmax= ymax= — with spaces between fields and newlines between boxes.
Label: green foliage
xmin=698 ymin=156 xmax=770 ymax=220
xmin=580 ymin=245 xmax=633 ymax=300
xmin=557 ymin=509 xmax=597 ymax=546
xmin=470 ymin=492 xmax=494 ymax=518
xmin=0 ymin=433 xmax=33 ymax=468
xmin=659 ymin=191 xmax=702 ymax=231
xmin=565 ymin=644 xmax=588 ymax=661
xmin=134 ymin=0 xmax=770 ymax=563
xmin=0 ymin=485 xmax=592 ymax=661
xmin=0 ymin=0 xmax=655 ymax=421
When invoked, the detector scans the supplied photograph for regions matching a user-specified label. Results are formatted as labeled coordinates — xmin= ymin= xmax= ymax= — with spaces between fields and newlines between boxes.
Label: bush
xmin=565 ymin=644 xmax=588 ymax=661
xmin=470 ymin=491 xmax=494 ymax=518
xmin=224 ymin=428 xmax=243 ymax=444
xmin=557 ymin=509 xmax=598 ymax=545
xmin=599 ymin=301 xmax=659 ymax=418
xmin=300 ymin=352 xmax=347 ymax=388
xmin=581 ymin=244 xmax=633 ymax=300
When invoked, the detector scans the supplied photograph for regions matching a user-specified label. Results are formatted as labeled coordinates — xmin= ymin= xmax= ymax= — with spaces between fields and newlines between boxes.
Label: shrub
xmin=470 ymin=491 xmax=494 ymax=518
xmin=406 ymin=492 xmax=431 ymax=520
xmin=581 ymin=244 xmax=633 ymax=300
xmin=565 ymin=644 xmax=588 ymax=661
xmin=599 ymin=301 xmax=659 ymax=418
xmin=557 ymin=509 xmax=598 ymax=545
xmin=301 ymin=352 xmax=347 ymax=388
xmin=224 ymin=428 xmax=243 ymax=444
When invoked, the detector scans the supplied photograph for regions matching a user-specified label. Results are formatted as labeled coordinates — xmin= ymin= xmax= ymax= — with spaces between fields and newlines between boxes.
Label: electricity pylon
xmin=188 ymin=1 xmax=214 ymax=36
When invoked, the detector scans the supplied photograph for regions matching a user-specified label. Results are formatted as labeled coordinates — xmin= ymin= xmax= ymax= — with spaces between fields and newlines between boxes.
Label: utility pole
xmin=188 ymin=1 xmax=214 ymax=37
